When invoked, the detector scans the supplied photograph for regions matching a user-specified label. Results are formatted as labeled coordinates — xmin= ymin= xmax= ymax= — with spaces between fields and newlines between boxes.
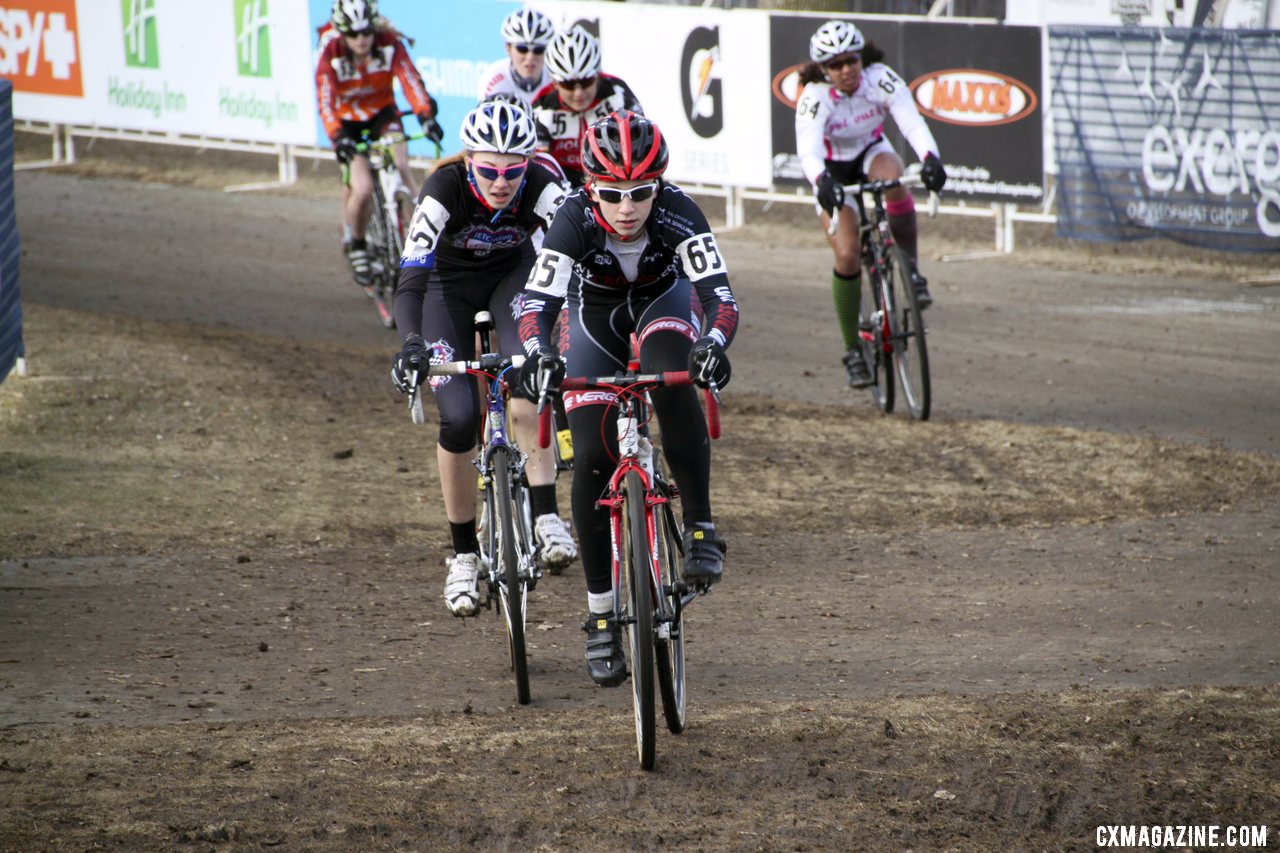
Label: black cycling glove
xmin=688 ymin=337 xmax=731 ymax=390
xmin=815 ymin=171 xmax=844 ymax=216
xmin=920 ymin=153 xmax=947 ymax=193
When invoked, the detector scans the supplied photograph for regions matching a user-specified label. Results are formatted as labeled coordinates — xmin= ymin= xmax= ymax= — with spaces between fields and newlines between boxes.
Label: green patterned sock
xmin=831 ymin=270 xmax=861 ymax=351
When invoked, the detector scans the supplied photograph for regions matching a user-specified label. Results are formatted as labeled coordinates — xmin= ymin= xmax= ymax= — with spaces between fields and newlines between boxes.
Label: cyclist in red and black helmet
xmin=516 ymin=111 xmax=740 ymax=688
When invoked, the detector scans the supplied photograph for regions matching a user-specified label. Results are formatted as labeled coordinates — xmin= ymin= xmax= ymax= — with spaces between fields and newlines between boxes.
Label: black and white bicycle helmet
xmin=459 ymin=101 xmax=539 ymax=156
xmin=545 ymin=27 xmax=601 ymax=82
xmin=809 ymin=20 xmax=865 ymax=63
xmin=501 ymin=8 xmax=555 ymax=47
xmin=331 ymin=0 xmax=376 ymax=34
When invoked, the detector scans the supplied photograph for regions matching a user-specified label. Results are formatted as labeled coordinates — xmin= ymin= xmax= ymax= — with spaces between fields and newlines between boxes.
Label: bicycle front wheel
xmin=887 ymin=245 xmax=931 ymax=420
xmin=621 ymin=469 xmax=656 ymax=770
xmin=860 ymin=258 xmax=895 ymax=413
xmin=492 ymin=448 xmax=530 ymax=705
xmin=366 ymin=182 xmax=398 ymax=329
xmin=653 ymin=480 xmax=686 ymax=735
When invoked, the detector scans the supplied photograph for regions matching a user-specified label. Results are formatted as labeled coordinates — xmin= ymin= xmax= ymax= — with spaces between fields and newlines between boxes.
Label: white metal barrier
xmin=15 ymin=120 xmax=1056 ymax=254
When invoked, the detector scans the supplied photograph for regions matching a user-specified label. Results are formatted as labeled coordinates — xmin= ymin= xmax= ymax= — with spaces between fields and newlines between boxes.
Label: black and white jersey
xmin=400 ymin=159 xmax=568 ymax=279
xmin=518 ymin=182 xmax=739 ymax=354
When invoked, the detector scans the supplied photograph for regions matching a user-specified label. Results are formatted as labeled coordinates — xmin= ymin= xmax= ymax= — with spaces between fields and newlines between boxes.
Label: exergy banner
xmin=6 ymin=0 xmax=317 ymax=144
xmin=769 ymin=13 xmax=1044 ymax=202
xmin=1051 ymin=27 xmax=1280 ymax=250
xmin=530 ymin=0 xmax=775 ymax=188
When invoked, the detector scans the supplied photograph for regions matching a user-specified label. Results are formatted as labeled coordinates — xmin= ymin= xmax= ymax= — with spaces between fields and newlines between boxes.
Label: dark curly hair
xmin=797 ymin=39 xmax=886 ymax=86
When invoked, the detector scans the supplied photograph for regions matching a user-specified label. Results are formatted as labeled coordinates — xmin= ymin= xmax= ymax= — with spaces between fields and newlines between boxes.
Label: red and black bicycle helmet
xmin=581 ymin=111 xmax=668 ymax=183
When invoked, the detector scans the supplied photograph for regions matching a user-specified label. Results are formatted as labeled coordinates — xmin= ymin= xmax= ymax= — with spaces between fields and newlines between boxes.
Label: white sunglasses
xmin=595 ymin=182 xmax=659 ymax=204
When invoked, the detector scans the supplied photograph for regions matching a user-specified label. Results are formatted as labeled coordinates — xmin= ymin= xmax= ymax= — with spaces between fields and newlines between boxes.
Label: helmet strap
xmin=464 ymin=161 xmax=526 ymax=218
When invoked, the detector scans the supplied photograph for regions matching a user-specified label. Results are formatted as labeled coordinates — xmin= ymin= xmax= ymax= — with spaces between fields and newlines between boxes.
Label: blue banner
xmin=0 ymin=79 xmax=23 ymax=387
xmin=1052 ymin=27 xmax=1280 ymax=252
xmin=308 ymin=0 xmax=519 ymax=157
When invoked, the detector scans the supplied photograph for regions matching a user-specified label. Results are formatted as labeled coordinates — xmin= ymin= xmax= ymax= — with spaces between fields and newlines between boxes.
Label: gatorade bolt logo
xmin=233 ymin=0 xmax=271 ymax=78
xmin=0 ymin=1 xmax=84 ymax=96
xmin=120 ymin=0 xmax=159 ymax=68
xmin=680 ymin=26 xmax=723 ymax=138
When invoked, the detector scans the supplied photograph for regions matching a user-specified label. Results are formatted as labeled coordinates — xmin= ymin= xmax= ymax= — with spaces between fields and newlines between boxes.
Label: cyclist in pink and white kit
xmin=795 ymin=19 xmax=947 ymax=389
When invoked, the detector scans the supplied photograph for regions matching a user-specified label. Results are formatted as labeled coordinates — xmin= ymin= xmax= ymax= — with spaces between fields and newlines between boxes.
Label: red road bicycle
xmin=539 ymin=357 xmax=722 ymax=770
xmin=832 ymin=175 xmax=931 ymax=420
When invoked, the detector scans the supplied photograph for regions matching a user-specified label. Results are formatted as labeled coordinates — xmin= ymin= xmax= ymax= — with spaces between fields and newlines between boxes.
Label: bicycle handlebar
xmin=827 ymin=174 xmax=925 ymax=235
xmin=426 ymin=354 xmax=526 ymax=376
xmin=536 ymin=370 xmax=721 ymax=448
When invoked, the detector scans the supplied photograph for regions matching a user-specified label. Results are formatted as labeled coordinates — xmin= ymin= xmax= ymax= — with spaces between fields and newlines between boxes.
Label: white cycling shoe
xmin=443 ymin=552 xmax=483 ymax=616
xmin=534 ymin=514 xmax=579 ymax=574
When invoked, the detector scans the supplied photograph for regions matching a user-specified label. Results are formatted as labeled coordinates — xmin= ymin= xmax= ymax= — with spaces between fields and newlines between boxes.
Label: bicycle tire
xmin=621 ymin=469 xmax=656 ymax=770
xmin=653 ymin=482 xmax=686 ymax=735
xmin=492 ymin=448 xmax=530 ymax=705
xmin=366 ymin=181 xmax=398 ymax=329
xmin=887 ymin=245 xmax=931 ymax=421
xmin=859 ymin=257 xmax=895 ymax=413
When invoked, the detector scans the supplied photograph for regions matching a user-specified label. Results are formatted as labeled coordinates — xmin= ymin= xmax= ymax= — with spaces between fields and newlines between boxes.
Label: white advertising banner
xmin=5 ymin=0 xmax=318 ymax=145
xmin=530 ymin=1 xmax=774 ymax=188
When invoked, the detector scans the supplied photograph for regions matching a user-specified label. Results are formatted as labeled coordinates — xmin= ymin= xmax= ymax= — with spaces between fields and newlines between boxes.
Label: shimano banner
xmin=1052 ymin=27 xmax=1280 ymax=251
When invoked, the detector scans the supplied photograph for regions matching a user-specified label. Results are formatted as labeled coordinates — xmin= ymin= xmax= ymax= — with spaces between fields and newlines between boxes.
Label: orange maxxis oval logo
xmin=771 ymin=62 xmax=807 ymax=110
xmin=909 ymin=69 xmax=1037 ymax=127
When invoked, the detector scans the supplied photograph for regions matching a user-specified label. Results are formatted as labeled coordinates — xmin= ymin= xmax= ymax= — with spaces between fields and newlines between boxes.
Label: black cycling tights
xmin=562 ymin=278 xmax=712 ymax=595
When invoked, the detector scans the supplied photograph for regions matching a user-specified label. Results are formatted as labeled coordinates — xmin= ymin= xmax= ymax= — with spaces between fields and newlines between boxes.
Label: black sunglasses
xmin=824 ymin=55 xmax=861 ymax=72
xmin=513 ymin=44 xmax=546 ymax=55
xmin=595 ymin=183 xmax=658 ymax=204
xmin=556 ymin=76 xmax=597 ymax=91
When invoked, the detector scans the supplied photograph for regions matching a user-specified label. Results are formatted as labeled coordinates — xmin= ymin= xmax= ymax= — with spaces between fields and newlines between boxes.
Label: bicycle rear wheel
xmin=653 ymin=480 xmax=686 ymax=735
xmin=621 ymin=469 xmax=656 ymax=770
xmin=886 ymin=245 xmax=931 ymax=420
xmin=492 ymin=448 xmax=530 ymax=705
xmin=859 ymin=259 xmax=895 ymax=413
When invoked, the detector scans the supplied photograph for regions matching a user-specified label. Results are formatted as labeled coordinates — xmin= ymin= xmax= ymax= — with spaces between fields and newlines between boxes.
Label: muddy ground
xmin=1 ymin=136 xmax=1278 ymax=851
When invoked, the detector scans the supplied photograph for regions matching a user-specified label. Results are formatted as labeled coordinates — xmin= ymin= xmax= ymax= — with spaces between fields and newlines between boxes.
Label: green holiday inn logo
xmin=234 ymin=0 xmax=272 ymax=78
xmin=120 ymin=0 xmax=159 ymax=68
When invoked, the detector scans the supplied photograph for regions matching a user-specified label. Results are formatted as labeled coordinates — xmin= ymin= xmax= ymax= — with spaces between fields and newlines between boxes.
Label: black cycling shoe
xmin=583 ymin=614 xmax=628 ymax=687
xmin=842 ymin=348 xmax=874 ymax=389
xmin=682 ymin=526 xmax=726 ymax=585
xmin=909 ymin=269 xmax=933 ymax=310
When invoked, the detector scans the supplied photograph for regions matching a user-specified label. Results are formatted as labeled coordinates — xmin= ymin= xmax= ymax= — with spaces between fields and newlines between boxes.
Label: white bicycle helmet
xmin=331 ymin=0 xmax=376 ymax=34
xmin=459 ymin=101 xmax=539 ymax=156
xmin=809 ymin=20 xmax=866 ymax=63
xmin=545 ymin=27 xmax=601 ymax=82
xmin=501 ymin=8 xmax=555 ymax=47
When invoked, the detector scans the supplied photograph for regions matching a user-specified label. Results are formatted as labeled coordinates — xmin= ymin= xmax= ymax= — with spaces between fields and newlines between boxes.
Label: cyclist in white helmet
xmin=390 ymin=101 xmax=577 ymax=618
xmin=795 ymin=19 xmax=947 ymax=389
xmin=477 ymin=8 xmax=556 ymax=105
xmin=529 ymin=26 xmax=644 ymax=187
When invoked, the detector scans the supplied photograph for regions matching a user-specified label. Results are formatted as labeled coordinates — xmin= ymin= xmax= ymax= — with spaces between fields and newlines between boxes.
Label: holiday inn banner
xmin=4 ymin=0 xmax=318 ymax=144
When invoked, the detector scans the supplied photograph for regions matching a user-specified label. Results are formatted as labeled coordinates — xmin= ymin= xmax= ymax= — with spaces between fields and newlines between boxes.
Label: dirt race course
xmin=2 ymin=138 xmax=1279 ymax=851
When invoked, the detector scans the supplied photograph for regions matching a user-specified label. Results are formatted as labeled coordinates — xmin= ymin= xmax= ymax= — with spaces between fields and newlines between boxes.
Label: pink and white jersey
xmin=476 ymin=58 xmax=552 ymax=105
xmin=794 ymin=63 xmax=938 ymax=186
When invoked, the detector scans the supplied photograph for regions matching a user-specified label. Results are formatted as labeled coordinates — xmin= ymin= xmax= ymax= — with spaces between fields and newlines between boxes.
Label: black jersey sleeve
xmin=518 ymin=192 xmax=591 ymax=355
xmin=656 ymin=186 xmax=739 ymax=349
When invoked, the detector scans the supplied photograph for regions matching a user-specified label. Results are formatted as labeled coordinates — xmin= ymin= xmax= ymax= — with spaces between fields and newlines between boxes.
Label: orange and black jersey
xmin=519 ymin=183 xmax=739 ymax=354
xmin=315 ymin=30 xmax=434 ymax=142
xmin=399 ymin=159 xmax=568 ymax=279
xmin=529 ymin=74 xmax=643 ymax=187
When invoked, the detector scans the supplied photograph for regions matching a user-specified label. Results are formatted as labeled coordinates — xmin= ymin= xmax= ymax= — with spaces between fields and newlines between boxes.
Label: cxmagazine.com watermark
xmin=1097 ymin=825 xmax=1269 ymax=848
